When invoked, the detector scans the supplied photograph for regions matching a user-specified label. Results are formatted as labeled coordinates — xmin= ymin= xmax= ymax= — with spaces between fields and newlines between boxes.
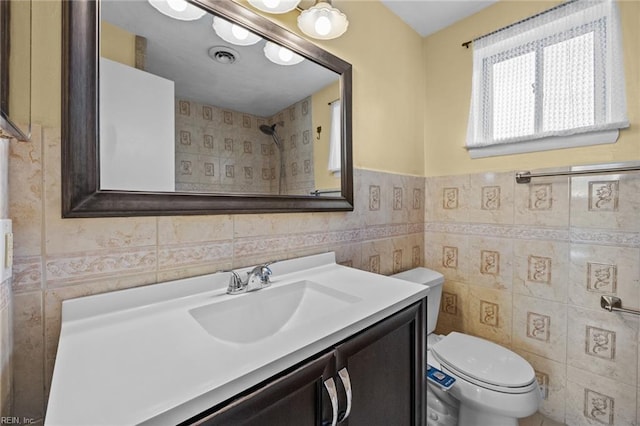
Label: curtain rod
xmin=328 ymin=98 xmax=340 ymax=105
xmin=461 ymin=0 xmax=579 ymax=48
xmin=515 ymin=165 xmax=640 ymax=184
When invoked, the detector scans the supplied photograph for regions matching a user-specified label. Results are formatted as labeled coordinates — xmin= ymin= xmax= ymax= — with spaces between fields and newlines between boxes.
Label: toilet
xmin=392 ymin=268 xmax=541 ymax=426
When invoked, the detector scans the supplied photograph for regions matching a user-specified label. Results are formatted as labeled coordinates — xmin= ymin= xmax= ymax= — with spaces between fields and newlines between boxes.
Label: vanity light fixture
xmin=249 ymin=0 xmax=349 ymax=40
xmin=263 ymin=41 xmax=304 ymax=66
xmin=147 ymin=0 xmax=206 ymax=21
xmin=212 ymin=16 xmax=262 ymax=46
xmin=297 ymin=0 xmax=348 ymax=40
xmin=248 ymin=0 xmax=302 ymax=14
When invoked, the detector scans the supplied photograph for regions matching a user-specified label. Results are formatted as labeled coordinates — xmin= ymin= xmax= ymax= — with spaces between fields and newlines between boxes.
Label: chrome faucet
xmin=226 ymin=262 xmax=273 ymax=295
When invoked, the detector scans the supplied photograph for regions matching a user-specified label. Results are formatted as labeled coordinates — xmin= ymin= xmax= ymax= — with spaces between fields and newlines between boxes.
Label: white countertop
xmin=45 ymin=252 xmax=429 ymax=425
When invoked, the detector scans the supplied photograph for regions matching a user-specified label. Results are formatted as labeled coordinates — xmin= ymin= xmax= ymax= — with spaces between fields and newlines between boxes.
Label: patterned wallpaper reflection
xmin=174 ymin=96 xmax=314 ymax=195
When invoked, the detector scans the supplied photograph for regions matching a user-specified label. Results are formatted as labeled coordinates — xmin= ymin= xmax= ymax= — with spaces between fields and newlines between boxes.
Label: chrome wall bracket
xmin=600 ymin=295 xmax=640 ymax=316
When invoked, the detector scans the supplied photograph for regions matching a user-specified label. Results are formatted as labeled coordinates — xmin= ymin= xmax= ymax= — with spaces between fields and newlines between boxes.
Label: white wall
xmin=100 ymin=58 xmax=175 ymax=192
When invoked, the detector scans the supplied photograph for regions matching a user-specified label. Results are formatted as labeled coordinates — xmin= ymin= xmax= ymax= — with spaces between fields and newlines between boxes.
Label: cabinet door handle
xmin=324 ymin=377 xmax=339 ymax=426
xmin=337 ymin=367 xmax=352 ymax=422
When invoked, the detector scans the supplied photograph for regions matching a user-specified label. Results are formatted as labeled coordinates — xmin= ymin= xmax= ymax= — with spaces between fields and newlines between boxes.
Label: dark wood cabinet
xmin=334 ymin=302 xmax=425 ymax=425
xmin=182 ymin=300 xmax=426 ymax=426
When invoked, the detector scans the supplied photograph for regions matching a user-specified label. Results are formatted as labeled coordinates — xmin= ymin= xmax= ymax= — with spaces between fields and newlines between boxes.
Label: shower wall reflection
xmin=174 ymin=96 xmax=314 ymax=195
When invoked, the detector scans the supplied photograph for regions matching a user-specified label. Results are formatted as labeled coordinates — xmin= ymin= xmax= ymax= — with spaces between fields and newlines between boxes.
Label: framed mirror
xmin=62 ymin=0 xmax=353 ymax=217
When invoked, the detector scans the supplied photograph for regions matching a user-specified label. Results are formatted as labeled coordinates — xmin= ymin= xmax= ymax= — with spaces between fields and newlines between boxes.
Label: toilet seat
xmin=431 ymin=332 xmax=537 ymax=394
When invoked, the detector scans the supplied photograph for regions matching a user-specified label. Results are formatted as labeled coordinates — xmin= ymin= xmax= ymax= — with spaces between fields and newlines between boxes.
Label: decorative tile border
xmin=45 ymin=247 xmax=157 ymax=286
xmin=233 ymin=235 xmax=291 ymax=257
xmin=571 ymin=228 xmax=640 ymax=248
xmin=158 ymin=241 xmax=233 ymax=269
xmin=234 ymin=223 xmax=421 ymax=258
xmin=0 ymin=276 xmax=10 ymax=312
xmin=12 ymin=255 xmax=43 ymax=293
xmin=426 ymin=222 xmax=569 ymax=241
xmin=426 ymin=222 xmax=640 ymax=247
xmin=408 ymin=222 xmax=425 ymax=234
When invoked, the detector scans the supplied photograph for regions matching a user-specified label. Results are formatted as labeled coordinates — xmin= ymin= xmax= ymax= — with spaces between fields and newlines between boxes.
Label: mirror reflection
xmin=0 ymin=0 xmax=31 ymax=140
xmin=100 ymin=0 xmax=342 ymax=196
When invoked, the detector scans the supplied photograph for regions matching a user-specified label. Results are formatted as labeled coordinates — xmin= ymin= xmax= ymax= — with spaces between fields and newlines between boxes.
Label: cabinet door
xmin=184 ymin=351 xmax=335 ymax=426
xmin=334 ymin=301 xmax=426 ymax=426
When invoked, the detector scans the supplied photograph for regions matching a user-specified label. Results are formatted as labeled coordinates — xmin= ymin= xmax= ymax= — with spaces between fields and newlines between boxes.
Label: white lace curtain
xmin=466 ymin=0 xmax=628 ymax=156
xmin=328 ymin=100 xmax=341 ymax=176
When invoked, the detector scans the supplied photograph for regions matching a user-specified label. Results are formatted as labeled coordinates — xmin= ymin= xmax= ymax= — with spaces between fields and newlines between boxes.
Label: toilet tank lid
xmin=391 ymin=267 xmax=444 ymax=287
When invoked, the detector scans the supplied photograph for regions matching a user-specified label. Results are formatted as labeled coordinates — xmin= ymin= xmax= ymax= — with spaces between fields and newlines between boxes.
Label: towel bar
xmin=600 ymin=295 xmax=640 ymax=316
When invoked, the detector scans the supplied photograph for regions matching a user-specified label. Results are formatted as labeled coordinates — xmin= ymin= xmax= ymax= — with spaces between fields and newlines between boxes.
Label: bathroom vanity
xmin=46 ymin=253 xmax=428 ymax=425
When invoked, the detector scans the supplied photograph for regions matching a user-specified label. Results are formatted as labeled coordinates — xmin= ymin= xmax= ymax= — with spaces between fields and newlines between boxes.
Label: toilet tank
xmin=391 ymin=267 xmax=444 ymax=335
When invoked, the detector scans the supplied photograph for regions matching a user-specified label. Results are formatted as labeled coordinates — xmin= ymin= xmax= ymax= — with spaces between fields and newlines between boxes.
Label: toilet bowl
xmin=392 ymin=268 xmax=541 ymax=426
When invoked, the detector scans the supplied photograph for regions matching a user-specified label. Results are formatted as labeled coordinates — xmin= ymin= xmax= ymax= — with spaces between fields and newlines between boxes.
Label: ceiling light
xmin=167 ymin=0 xmax=187 ymax=12
xmin=248 ymin=0 xmax=302 ymax=14
xmin=297 ymin=0 xmax=348 ymax=40
xmin=212 ymin=17 xmax=262 ymax=46
xmin=264 ymin=41 xmax=304 ymax=66
xmin=147 ymin=0 xmax=206 ymax=21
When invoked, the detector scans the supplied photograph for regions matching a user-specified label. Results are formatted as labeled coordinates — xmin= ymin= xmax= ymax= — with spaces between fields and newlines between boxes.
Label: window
xmin=466 ymin=0 xmax=628 ymax=158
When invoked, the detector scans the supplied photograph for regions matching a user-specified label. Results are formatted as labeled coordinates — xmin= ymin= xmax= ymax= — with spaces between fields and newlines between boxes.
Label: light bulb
xmin=278 ymin=47 xmax=293 ymax=62
xmin=166 ymin=0 xmax=187 ymax=12
xmin=248 ymin=0 xmax=300 ymax=14
xmin=264 ymin=41 xmax=304 ymax=65
xmin=231 ymin=24 xmax=249 ymax=40
xmin=263 ymin=0 xmax=280 ymax=8
xmin=314 ymin=15 xmax=331 ymax=36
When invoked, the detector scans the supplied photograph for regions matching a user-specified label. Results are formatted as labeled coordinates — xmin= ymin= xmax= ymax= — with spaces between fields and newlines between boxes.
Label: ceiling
xmin=100 ymin=0 xmax=498 ymax=117
xmin=380 ymin=0 xmax=499 ymax=37
xmin=101 ymin=0 xmax=339 ymax=117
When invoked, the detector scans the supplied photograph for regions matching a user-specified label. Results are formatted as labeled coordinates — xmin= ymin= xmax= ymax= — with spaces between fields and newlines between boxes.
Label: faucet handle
xmin=249 ymin=263 xmax=273 ymax=284
xmin=260 ymin=264 xmax=273 ymax=283
xmin=226 ymin=270 xmax=246 ymax=294
xmin=246 ymin=262 xmax=275 ymax=291
xmin=260 ymin=260 xmax=277 ymax=282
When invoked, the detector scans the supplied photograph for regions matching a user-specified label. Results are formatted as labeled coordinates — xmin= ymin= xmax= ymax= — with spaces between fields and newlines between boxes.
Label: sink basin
xmin=189 ymin=280 xmax=362 ymax=344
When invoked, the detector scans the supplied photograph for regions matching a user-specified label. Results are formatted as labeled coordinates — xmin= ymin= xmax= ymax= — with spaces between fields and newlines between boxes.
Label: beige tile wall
xmin=8 ymin=125 xmax=424 ymax=421
xmin=426 ymin=168 xmax=640 ymax=426
xmin=11 ymin=125 xmax=639 ymax=425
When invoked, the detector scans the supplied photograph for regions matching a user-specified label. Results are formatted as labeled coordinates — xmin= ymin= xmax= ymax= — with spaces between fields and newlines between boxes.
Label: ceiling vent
xmin=208 ymin=46 xmax=239 ymax=65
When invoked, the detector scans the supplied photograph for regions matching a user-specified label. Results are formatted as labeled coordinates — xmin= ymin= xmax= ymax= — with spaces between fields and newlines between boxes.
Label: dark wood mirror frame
xmin=62 ymin=0 xmax=353 ymax=217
